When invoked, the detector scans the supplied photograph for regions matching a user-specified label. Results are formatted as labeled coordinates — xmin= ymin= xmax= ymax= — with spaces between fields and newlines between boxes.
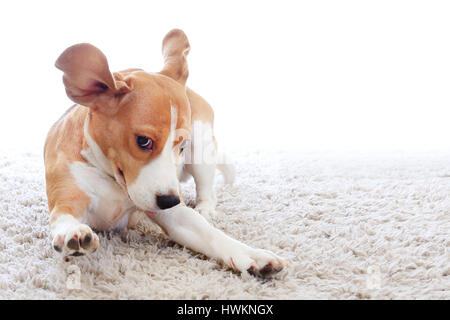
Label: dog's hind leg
xmin=216 ymin=151 xmax=236 ymax=185
xmin=183 ymin=121 xmax=219 ymax=219
xmin=187 ymin=152 xmax=235 ymax=218
xmin=187 ymin=162 xmax=217 ymax=219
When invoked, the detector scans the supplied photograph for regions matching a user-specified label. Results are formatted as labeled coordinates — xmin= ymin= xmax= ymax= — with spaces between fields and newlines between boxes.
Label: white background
xmin=0 ymin=0 xmax=449 ymax=152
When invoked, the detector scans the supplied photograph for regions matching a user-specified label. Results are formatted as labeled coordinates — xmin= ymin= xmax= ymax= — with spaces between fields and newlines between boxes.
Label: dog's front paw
xmin=52 ymin=223 xmax=99 ymax=256
xmin=228 ymin=248 xmax=288 ymax=278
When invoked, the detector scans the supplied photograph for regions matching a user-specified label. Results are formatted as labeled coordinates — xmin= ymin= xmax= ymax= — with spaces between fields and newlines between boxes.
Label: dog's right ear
xmin=55 ymin=43 xmax=131 ymax=115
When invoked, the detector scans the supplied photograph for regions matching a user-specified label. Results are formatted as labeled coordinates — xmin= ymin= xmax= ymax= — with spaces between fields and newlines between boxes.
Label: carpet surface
xmin=0 ymin=148 xmax=449 ymax=299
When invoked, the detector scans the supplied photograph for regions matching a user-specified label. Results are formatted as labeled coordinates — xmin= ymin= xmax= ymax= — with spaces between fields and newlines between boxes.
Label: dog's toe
xmin=67 ymin=237 xmax=80 ymax=250
xmin=52 ymin=235 xmax=64 ymax=252
xmin=80 ymin=234 xmax=92 ymax=249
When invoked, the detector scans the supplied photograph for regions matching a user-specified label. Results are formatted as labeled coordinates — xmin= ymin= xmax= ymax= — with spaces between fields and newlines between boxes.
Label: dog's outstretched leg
xmin=147 ymin=205 xmax=287 ymax=278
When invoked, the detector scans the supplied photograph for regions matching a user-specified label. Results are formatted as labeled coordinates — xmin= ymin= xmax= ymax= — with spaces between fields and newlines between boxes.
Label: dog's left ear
xmin=159 ymin=29 xmax=190 ymax=85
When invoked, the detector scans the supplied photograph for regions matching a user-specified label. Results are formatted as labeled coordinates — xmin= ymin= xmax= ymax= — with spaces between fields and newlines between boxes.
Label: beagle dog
xmin=44 ymin=29 xmax=286 ymax=277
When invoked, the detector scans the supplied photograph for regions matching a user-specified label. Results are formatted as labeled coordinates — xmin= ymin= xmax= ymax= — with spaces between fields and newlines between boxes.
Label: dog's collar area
xmin=115 ymin=167 xmax=128 ymax=189
xmin=112 ymin=167 xmax=134 ymax=202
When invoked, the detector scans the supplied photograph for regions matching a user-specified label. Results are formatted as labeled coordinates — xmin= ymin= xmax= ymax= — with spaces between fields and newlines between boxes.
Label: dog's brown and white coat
xmin=44 ymin=29 xmax=286 ymax=277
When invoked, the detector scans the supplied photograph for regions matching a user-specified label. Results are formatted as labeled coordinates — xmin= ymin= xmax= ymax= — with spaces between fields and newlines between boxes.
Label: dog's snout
xmin=156 ymin=195 xmax=180 ymax=209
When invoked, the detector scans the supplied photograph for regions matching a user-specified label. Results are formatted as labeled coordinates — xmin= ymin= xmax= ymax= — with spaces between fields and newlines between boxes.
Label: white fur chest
xmin=69 ymin=160 xmax=135 ymax=231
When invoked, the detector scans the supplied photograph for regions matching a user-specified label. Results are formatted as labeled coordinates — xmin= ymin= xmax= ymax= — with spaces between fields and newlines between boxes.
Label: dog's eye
xmin=136 ymin=136 xmax=153 ymax=151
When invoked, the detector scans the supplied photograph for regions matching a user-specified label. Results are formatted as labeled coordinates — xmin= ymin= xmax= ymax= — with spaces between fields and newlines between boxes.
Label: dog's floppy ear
xmin=55 ymin=43 xmax=131 ymax=115
xmin=159 ymin=29 xmax=190 ymax=85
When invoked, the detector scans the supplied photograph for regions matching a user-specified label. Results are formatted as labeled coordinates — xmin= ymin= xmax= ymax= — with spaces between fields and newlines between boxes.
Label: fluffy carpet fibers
xmin=0 ymin=148 xmax=449 ymax=299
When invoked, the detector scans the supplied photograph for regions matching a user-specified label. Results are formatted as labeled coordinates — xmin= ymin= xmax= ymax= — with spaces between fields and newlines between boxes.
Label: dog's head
xmin=55 ymin=29 xmax=191 ymax=212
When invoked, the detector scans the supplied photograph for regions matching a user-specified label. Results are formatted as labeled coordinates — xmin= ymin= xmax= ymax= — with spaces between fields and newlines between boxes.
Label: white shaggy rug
xmin=0 ymin=148 xmax=449 ymax=299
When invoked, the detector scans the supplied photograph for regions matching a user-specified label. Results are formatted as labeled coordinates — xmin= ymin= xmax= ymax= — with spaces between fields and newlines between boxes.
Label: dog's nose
xmin=156 ymin=195 xmax=181 ymax=210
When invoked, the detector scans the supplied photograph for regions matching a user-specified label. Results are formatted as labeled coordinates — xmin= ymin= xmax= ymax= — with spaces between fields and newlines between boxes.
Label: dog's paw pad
xmin=230 ymin=248 xmax=287 ymax=279
xmin=80 ymin=234 xmax=92 ymax=249
xmin=52 ymin=224 xmax=99 ymax=256
xmin=67 ymin=237 xmax=80 ymax=250
xmin=247 ymin=261 xmax=284 ymax=278
xmin=53 ymin=236 xmax=63 ymax=252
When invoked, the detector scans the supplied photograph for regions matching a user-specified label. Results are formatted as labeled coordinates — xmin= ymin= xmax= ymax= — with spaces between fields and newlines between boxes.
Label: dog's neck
xmin=80 ymin=114 xmax=115 ymax=178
